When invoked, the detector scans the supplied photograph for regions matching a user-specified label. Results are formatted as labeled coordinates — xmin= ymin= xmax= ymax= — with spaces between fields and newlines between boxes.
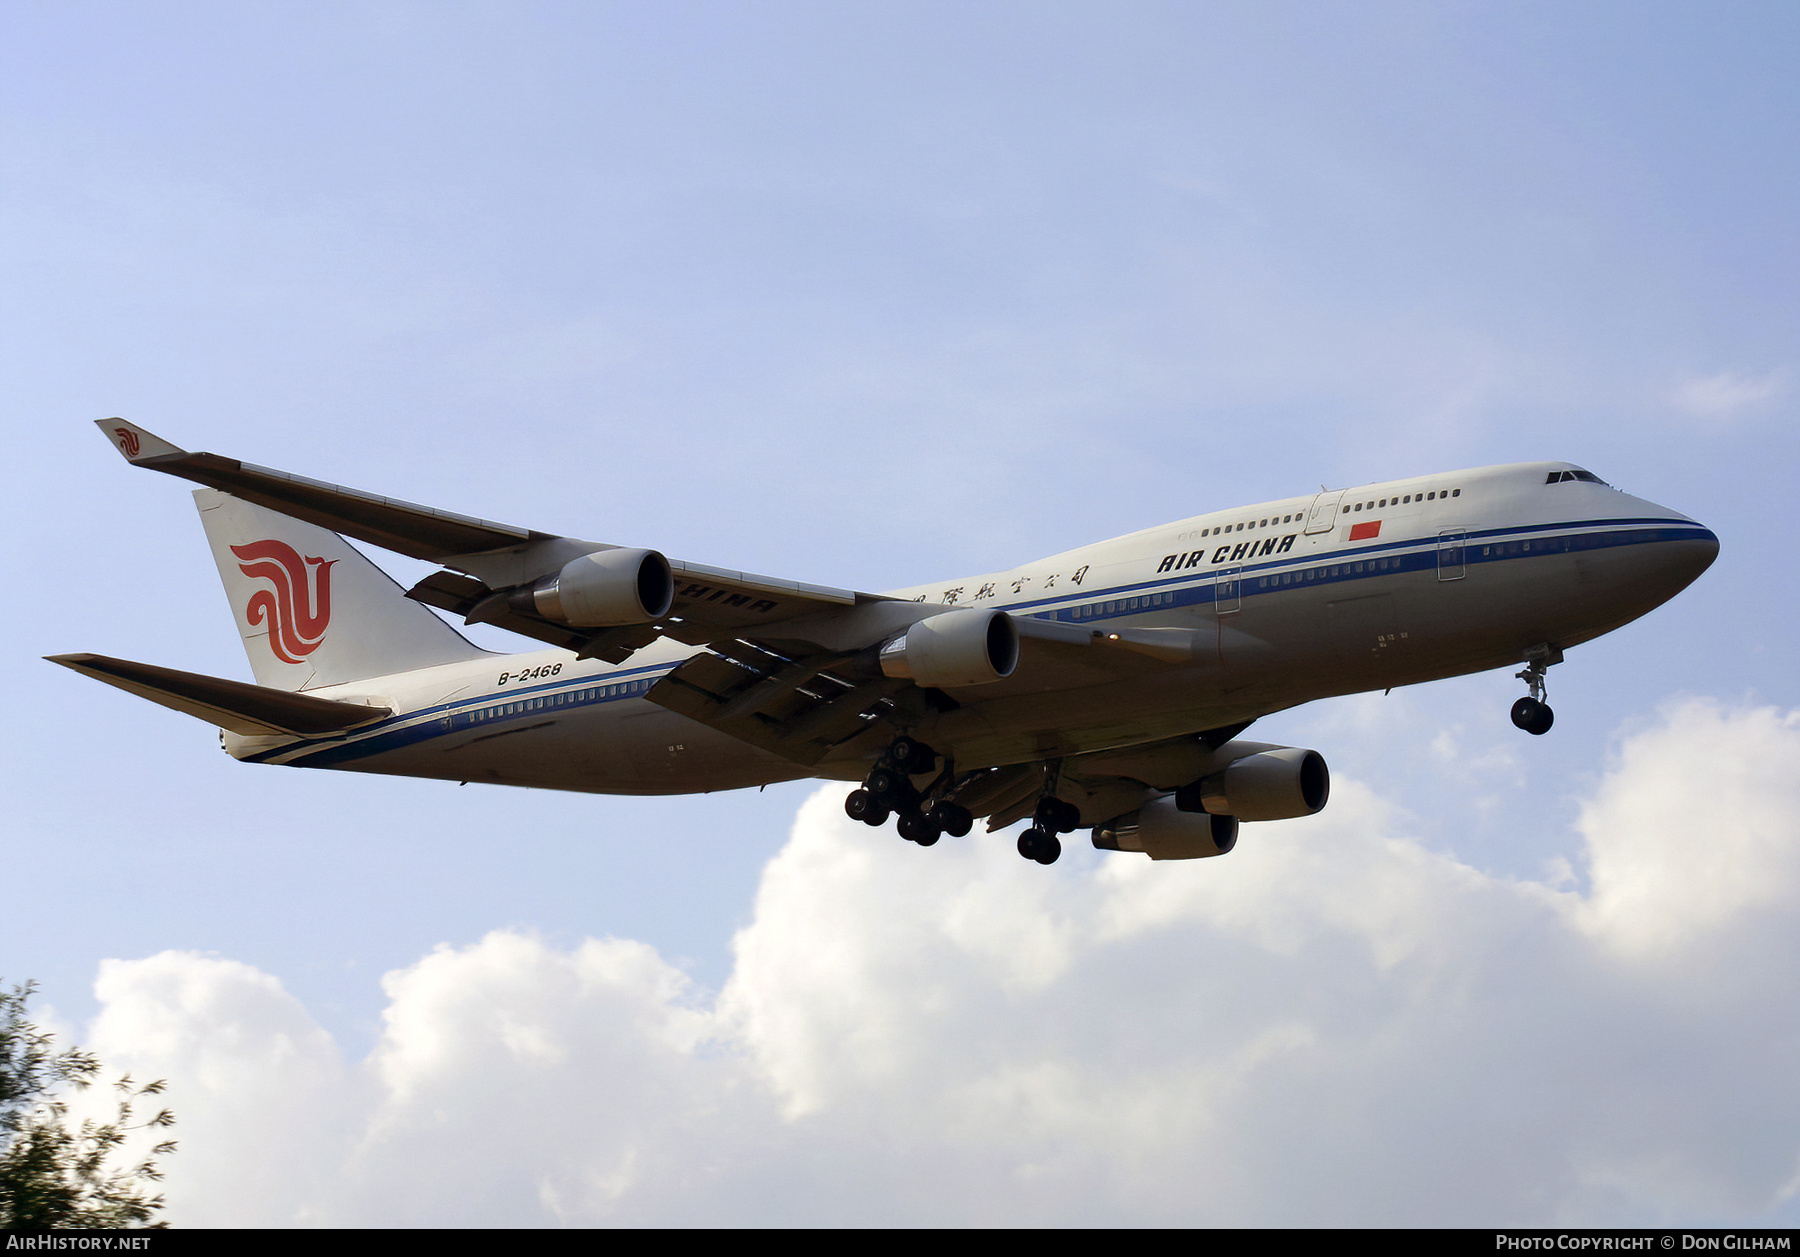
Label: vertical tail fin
xmin=195 ymin=488 xmax=488 ymax=690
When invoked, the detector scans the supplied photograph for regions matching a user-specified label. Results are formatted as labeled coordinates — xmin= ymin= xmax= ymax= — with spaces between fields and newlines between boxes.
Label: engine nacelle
xmin=527 ymin=548 xmax=675 ymax=626
xmin=877 ymin=609 xmax=1020 ymax=689
xmin=1176 ymin=746 xmax=1329 ymax=822
xmin=1093 ymin=797 xmax=1240 ymax=860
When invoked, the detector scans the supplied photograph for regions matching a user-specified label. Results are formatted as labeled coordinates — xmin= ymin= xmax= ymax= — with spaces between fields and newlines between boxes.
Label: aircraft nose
xmin=1649 ymin=516 xmax=1719 ymax=594
xmin=1681 ymin=525 xmax=1719 ymax=575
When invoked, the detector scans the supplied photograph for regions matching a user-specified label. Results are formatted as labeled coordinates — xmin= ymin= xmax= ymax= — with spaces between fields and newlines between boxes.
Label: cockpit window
xmin=1546 ymin=469 xmax=1611 ymax=487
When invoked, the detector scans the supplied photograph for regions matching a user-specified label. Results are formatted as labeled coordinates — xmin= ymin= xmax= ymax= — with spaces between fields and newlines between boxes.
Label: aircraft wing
xmin=640 ymin=620 xmax=1209 ymax=765
xmin=97 ymin=420 xmax=542 ymax=558
xmin=96 ymin=421 xmax=1165 ymax=767
xmin=98 ymin=420 xmax=878 ymax=666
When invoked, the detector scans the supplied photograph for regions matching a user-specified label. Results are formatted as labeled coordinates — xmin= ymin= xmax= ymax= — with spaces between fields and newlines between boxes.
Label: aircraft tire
xmin=1511 ymin=697 xmax=1555 ymax=736
xmin=889 ymin=737 xmax=935 ymax=774
xmin=1036 ymin=798 xmax=1081 ymax=833
xmin=897 ymin=812 xmax=940 ymax=845
xmin=930 ymin=803 xmax=973 ymax=837
xmin=866 ymin=767 xmax=903 ymax=800
xmin=1018 ymin=826 xmax=1059 ymax=862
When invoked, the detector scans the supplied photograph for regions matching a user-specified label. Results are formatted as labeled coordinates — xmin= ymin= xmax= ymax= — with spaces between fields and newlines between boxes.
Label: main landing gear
xmin=1510 ymin=644 xmax=1563 ymax=736
xmin=844 ymin=738 xmax=1079 ymax=866
xmin=1016 ymin=781 xmax=1082 ymax=866
xmin=843 ymin=736 xmax=974 ymax=847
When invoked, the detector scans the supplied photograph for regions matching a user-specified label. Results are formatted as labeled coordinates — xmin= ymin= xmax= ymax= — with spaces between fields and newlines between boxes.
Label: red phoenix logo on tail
xmin=113 ymin=427 xmax=140 ymax=458
xmin=231 ymin=541 xmax=336 ymax=664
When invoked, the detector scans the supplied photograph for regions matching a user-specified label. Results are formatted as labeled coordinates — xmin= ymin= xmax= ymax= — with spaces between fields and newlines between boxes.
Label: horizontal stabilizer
xmin=46 ymin=653 xmax=391 ymax=736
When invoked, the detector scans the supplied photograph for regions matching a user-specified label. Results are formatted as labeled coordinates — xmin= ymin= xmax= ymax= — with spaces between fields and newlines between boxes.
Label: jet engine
xmin=523 ymin=548 xmax=675 ymax=626
xmin=1175 ymin=746 xmax=1330 ymax=822
xmin=1093 ymin=797 xmax=1240 ymax=860
xmin=877 ymin=609 xmax=1020 ymax=689
xmin=1092 ymin=745 xmax=1329 ymax=861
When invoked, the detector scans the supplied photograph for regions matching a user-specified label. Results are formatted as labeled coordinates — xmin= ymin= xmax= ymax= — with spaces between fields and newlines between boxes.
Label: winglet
xmin=95 ymin=418 xmax=185 ymax=463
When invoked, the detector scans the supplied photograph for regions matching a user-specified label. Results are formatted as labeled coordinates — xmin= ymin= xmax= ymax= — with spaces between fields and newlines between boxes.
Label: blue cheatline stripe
xmin=1038 ymin=522 xmax=1714 ymax=624
xmin=241 ymin=658 xmax=679 ymax=767
xmin=985 ymin=515 xmax=1707 ymax=616
xmin=248 ymin=518 xmax=1712 ymax=769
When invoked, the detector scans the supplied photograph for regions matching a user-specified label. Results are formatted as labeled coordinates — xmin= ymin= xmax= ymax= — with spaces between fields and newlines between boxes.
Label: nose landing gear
xmin=1510 ymin=644 xmax=1562 ymax=736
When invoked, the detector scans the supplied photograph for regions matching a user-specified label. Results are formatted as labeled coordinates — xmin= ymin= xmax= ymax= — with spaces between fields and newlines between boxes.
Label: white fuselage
xmin=222 ymin=461 xmax=1717 ymax=794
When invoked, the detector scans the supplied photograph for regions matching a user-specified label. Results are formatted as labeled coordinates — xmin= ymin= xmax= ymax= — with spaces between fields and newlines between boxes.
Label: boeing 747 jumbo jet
xmin=52 ymin=420 xmax=1717 ymax=865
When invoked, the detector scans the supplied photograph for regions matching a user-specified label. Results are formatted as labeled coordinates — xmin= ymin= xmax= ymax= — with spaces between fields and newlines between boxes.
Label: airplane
xmin=50 ymin=420 xmax=1718 ymax=866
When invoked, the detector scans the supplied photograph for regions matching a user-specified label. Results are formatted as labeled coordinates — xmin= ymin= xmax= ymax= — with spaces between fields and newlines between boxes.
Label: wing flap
xmin=47 ymin=653 xmax=391 ymax=736
xmin=647 ymin=641 xmax=902 ymax=765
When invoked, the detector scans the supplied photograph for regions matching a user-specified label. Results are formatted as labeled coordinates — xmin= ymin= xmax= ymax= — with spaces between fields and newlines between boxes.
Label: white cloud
xmin=80 ymin=699 xmax=1800 ymax=1226
xmin=1671 ymin=368 xmax=1786 ymax=422
xmin=82 ymin=953 xmax=350 ymax=1227
xmin=1575 ymin=698 xmax=1800 ymax=963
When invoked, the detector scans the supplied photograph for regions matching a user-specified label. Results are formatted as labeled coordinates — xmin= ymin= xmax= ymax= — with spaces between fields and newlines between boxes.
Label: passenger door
xmin=1305 ymin=491 xmax=1345 ymax=535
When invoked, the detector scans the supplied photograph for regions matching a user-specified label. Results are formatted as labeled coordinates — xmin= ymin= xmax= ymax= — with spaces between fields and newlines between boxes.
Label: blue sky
xmin=3 ymin=0 xmax=1797 ymax=1226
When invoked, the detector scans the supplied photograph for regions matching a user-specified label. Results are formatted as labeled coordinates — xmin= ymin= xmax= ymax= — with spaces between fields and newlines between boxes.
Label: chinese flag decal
xmin=1348 ymin=520 xmax=1382 ymax=541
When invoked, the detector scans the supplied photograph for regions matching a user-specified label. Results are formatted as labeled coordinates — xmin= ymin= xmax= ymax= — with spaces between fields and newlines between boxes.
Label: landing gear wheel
xmin=897 ymin=813 xmax=941 ymax=846
xmin=1035 ymin=797 xmax=1081 ymax=834
xmin=889 ymin=737 xmax=936 ymax=775
xmin=1035 ymin=833 xmax=1062 ymax=865
xmin=1017 ymin=826 xmax=1060 ymax=863
xmin=927 ymin=803 xmax=973 ymax=838
xmin=1510 ymin=697 xmax=1554 ymax=736
xmin=845 ymin=789 xmax=889 ymax=827
xmin=865 ymin=767 xmax=903 ymax=800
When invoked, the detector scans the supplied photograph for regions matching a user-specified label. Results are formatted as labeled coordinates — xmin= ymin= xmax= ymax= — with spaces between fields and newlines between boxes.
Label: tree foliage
xmin=0 ymin=982 xmax=176 ymax=1229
